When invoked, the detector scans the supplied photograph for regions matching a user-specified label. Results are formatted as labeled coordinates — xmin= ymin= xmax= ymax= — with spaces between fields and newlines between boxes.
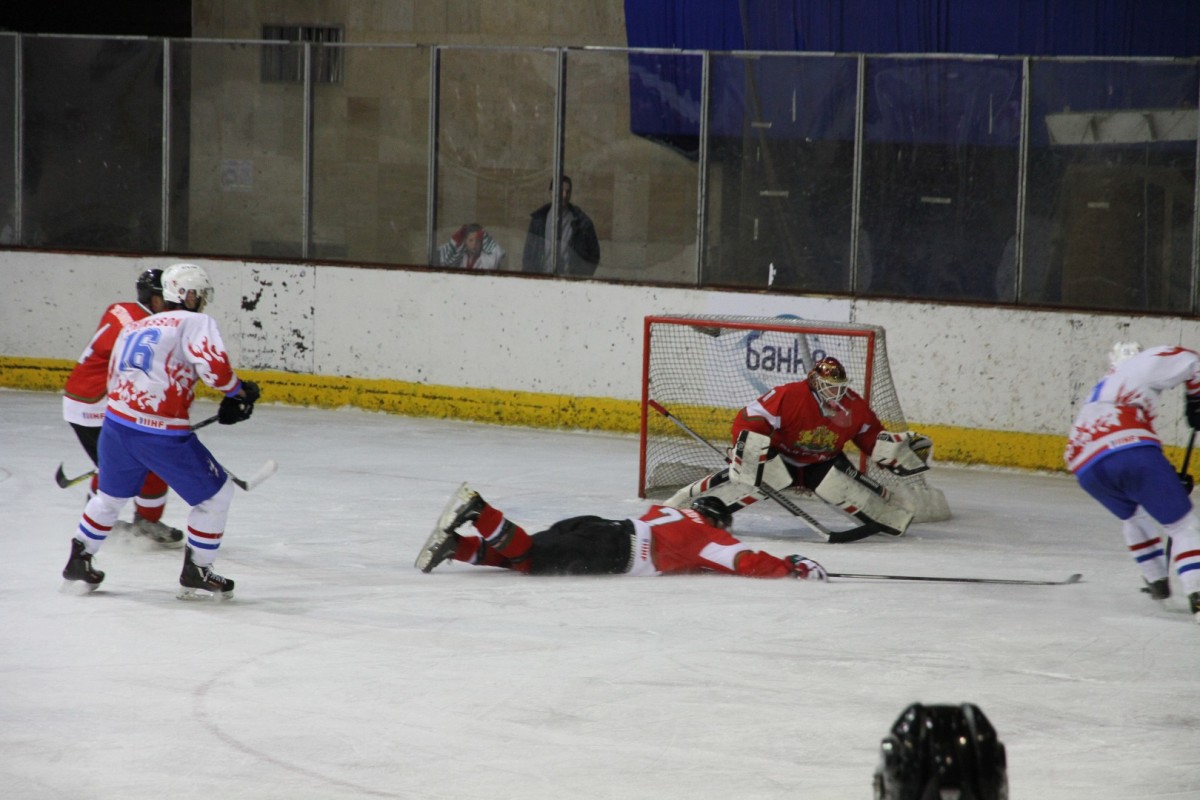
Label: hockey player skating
xmin=416 ymin=485 xmax=829 ymax=580
xmin=61 ymin=263 xmax=260 ymax=600
xmin=663 ymin=356 xmax=932 ymax=537
xmin=1066 ymin=342 xmax=1200 ymax=622
xmin=62 ymin=268 xmax=183 ymax=546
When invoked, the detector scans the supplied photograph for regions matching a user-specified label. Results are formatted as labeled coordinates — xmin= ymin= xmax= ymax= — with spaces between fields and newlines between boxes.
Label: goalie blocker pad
xmin=873 ymin=431 xmax=932 ymax=477
xmin=809 ymin=455 xmax=914 ymax=537
xmin=729 ymin=430 xmax=792 ymax=490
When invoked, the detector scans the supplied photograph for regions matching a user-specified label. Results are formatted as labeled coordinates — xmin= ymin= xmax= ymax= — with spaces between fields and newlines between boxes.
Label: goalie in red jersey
xmin=416 ymin=485 xmax=828 ymax=581
xmin=664 ymin=357 xmax=932 ymax=537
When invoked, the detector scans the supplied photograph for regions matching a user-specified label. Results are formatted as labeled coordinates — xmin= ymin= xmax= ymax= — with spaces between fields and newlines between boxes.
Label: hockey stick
xmin=55 ymin=419 xmax=223 ymax=489
xmin=190 ymin=413 xmax=220 ymax=431
xmin=55 ymin=464 xmax=96 ymax=488
xmin=56 ymin=459 xmax=276 ymax=492
xmin=55 ymin=416 xmax=227 ymax=490
xmin=227 ymin=459 xmax=278 ymax=491
xmin=646 ymin=400 xmax=878 ymax=543
xmin=1179 ymin=428 xmax=1197 ymax=494
xmin=826 ymin=571 xmax=1083 ymax=586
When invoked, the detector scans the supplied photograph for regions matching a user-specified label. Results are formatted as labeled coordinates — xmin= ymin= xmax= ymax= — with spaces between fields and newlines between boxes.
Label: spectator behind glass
xmin=521 ymin=175 xmax=600 ymax=277
xmin=436 ymin=223 xmax=507 ymax=271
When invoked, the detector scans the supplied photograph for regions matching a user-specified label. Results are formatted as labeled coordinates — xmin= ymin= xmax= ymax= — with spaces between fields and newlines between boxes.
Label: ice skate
xmin=61 ymin=538 xmax=104 ymax=592
xmin=1141 ymin=577 xmax=1170 ymax=601
xmin=415 ymin=483 xmax=484 ymax=573
xmin=437 ymin=483 xmax=486 ymax=534
xmin=178 ymin=547 xmax=235 ymax=601
xmin=131 ymin=513 xmax=184 ymax=547
xmin=415 ymin=528 xmax=462 ymax=573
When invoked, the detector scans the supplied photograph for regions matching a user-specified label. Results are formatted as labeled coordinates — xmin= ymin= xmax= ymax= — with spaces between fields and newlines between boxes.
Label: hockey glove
xmin=785 ymin=555 xmax=829 ymax=581
xmin=873 ymin=431 xmax=932 ymax=476
xmin=218 ymin=380 xmax=260 ymax=425
xmin=1186 ymin=394 xmax=1200 ymax=430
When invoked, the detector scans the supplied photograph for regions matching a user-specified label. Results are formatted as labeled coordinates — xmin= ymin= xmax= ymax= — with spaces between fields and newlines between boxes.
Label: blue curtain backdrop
xmin=625 ymin=0 xmax=1200 ymax=58
xmin=624 ymin=0 xmax=1200 ymax=147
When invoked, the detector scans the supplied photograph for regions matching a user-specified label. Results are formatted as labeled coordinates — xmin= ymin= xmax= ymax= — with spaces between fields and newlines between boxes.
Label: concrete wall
xmin=5 ymin=250 xmax=1199 ymax=474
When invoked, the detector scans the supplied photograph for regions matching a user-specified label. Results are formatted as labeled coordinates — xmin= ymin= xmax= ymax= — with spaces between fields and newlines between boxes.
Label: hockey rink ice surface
xmin=2 ymin=389 xmax=1198 ymax=800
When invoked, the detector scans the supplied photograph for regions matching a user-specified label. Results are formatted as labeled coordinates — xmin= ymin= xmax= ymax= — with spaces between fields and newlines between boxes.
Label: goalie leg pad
xmin=663 ymin=468 xmax=766 ymax=512
xmin=872 ymin=431 xmax=932 ymax=476
xmin=811 ymin=459 xmax=914 ymax=536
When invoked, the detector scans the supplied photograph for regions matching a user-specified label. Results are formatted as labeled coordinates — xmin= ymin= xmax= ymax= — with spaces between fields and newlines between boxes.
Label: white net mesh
xmin=640 ymin=315 xmax=950 ymax=523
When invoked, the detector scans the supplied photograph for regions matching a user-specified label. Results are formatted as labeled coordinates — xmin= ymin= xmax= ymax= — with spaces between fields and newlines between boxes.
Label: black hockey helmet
xmin=873 ymin=703 xmax=1008 ymax=800
xmin=135 ymin=268 xmax=164 ymax=306
xmin=690 ymin=496 xmax=733 ymax=529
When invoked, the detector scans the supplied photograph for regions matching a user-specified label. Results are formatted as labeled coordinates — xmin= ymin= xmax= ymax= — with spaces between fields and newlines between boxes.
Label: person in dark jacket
xmin=521 ymin=174 xmax=600 ymax=276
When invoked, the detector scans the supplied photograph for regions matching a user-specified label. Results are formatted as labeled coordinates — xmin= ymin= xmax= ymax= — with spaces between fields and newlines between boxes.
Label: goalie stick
xmin=646 ymin=399 xmax=879 ymax=543
xmin=826 ymin=571 xmax=1083 ymax=586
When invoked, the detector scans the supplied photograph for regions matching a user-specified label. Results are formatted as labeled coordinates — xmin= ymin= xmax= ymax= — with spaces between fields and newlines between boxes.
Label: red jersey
xmin=63 ymin=301 xmax=151 ymax=427
xmin=732 ymin=381 xmax=883 ymax=468
xmin=630 ymin=505 xmax=795 ymax=577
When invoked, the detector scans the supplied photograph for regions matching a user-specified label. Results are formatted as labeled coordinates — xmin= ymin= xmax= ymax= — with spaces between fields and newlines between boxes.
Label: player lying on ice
xmin=1067 ymin=341 xmax=1200 ymax=623
xmin=415 ymin=485 xmax=829 ymax=580
xmin=663 ymin=356 xmax=932 ymax=537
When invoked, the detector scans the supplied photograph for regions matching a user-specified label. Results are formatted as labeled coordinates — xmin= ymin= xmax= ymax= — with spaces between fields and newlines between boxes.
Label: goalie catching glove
xmin=218 ymin=380 xmax=260 ymax=425
xmin=872 ymin=431 xmax=933 ymax=476
xmin=785 ymin=555 xmax=828 ymax=581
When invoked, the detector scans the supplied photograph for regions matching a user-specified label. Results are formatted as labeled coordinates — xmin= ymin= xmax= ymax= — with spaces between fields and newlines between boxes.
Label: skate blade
xmin=60 ymin=579 xmax=101 ymax=595
xmin=140 ymin=532 xmax=185 ymax=548
xmin=415 ymin=526 xmax=453 ymax=573
xmin=177 ymin=586 xmax=235 ymax=602
xmin=435 ymin=482 xmax=474 ymax=531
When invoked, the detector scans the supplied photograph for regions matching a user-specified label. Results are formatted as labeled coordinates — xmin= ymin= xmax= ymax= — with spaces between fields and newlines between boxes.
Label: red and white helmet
xmin=808 ymin=356 xmax=849 ymax=406
xmin=161 ymin=262 xmax=214 ymax=312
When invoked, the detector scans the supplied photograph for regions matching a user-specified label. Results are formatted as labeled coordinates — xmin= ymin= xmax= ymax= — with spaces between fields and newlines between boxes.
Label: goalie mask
xmin=873 ymin=703 xmax=1008 ymax=800
xmin=808 ymin=357 xmax=849 ymax=406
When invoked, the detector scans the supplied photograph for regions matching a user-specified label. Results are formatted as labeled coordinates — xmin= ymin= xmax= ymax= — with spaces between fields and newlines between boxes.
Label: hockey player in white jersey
xmin=1066 ymin=342 xmax=1200 ymax=623
xmin=60 ymin=263 xmax=260 ymax=600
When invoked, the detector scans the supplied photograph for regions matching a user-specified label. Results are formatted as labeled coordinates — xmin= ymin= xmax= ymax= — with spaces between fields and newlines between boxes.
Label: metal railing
xmin=2 ymin=33 xmax=1198 ymax=313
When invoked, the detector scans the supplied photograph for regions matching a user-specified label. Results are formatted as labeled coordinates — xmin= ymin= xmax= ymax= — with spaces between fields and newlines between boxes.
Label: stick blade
xmin=231 ymin=459 xmax=278 ymax=491
xmin=825 ymin=525 xmax=880 ymax=544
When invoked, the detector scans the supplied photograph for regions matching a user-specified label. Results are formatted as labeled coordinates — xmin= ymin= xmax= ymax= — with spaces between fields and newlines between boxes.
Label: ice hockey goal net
xmin=638 ymin=315 xmax=950 ymax=523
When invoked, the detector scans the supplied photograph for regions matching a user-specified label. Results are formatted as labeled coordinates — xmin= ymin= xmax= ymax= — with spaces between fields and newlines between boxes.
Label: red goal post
xmin=638 ymin=315 xmax=950 ymax=523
